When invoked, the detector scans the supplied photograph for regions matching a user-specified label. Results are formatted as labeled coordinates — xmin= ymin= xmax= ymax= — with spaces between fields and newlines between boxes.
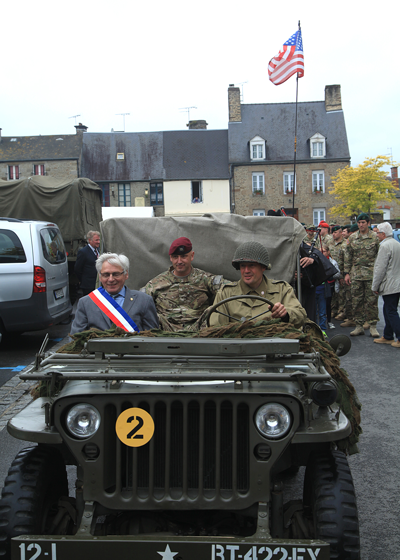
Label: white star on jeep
xmin=157 ymin=544 xmax=178 ymax=560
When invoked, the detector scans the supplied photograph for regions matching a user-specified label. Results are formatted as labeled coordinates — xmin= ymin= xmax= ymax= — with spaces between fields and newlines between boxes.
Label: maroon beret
xmin=169 ymin=237 xmax=192 ymax=255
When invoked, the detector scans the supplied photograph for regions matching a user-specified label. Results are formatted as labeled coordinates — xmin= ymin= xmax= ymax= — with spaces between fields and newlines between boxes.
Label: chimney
xmin=228 ymin=85 xmax=242 ymax=122
xmin=325 ymin=85 xmax=342 ymax=112
xmin=75 ymin=122 xmax=88 ymax=134
xmin=187 ymin=120 xmax=208 ymax=130
xmin=391 ymin=167 xmax=399 ymax=188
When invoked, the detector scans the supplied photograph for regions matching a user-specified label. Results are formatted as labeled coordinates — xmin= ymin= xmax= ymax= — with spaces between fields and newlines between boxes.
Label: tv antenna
xmin=116 ymin=113 xmax=130 ymax=132
xmin=179 ymin=106 xmax=197 ymax=122
xmin=387 ymin=147 xmax=393 ymax=164
xmin=236 ymin=81 xmax=248 ymax=102
xmin=69 ymin=115 xmax=81 ymax=125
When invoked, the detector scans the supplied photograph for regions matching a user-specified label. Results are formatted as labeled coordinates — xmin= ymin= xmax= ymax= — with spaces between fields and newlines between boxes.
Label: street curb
xmin=0 ymin=336 xmax=69 ymax=432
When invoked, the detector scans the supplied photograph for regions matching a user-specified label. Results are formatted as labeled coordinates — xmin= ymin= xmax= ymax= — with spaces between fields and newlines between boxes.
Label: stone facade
xmin=232 ymin=161 xmax=348 ymax=223
xmin=107 ymin=181 xmax=165 ymax=215
xmin=228 ymin=86 xmax=241 ymax=122
xmin=0 ymin=160 xmax=78 ymax=181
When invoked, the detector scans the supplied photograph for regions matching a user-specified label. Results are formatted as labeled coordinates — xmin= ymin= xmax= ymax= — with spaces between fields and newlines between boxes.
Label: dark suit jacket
xmin=74 ymin=245 xmax=98 ymax=292
xmin=70 ymin=288 xmax=159 ymax=334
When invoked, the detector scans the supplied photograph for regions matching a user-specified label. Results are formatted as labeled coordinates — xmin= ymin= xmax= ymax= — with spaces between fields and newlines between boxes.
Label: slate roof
xmin=81 ymin=129 xmax=229 ymax=182
xmin=228 ymin=101 xmax=350 ymax=163
xmin=0 ymin=134 xmax=83 ymax=162
xmin=163 ymin=130 xmax=229 ymax=180
xmin=81 ymin=132 xmax=164 ymax=182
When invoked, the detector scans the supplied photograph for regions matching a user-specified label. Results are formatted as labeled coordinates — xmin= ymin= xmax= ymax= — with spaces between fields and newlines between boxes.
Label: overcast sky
xmin=2 ymin=0 xmax=398 ymax=170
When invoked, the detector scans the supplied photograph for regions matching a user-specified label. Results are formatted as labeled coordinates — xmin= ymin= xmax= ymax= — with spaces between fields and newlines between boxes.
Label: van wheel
xmin=0 ymin=446 xmax=68 ymax=560
xmin=303 ymin=449 xmax=360 ymax=559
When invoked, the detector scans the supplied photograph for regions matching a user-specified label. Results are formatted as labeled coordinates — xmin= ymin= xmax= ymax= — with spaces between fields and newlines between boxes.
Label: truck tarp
xmin=0 ymin=177 xmax=103 ymax=250
xmin=100 ymin=213 xmax=305 ymax=290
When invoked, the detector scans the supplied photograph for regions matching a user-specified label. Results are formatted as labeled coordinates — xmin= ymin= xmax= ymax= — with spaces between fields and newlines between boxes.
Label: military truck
xmin=0 ymin=176 xmax=103 ymax=298
xmin=0 ymin=215 xmax=360 ymax=560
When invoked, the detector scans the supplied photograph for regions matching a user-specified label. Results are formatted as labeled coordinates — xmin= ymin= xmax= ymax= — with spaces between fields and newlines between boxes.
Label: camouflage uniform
xmin=342 ymin=240 xmax=354 ymax=320
xmin=209 ymin=276 xmax=306 ymax=329
xmin=142 ymin=266 xmax=224 ymax=332
xmin=329 ymin=238 xmax=345 ymax=316
xmin=343 ymin=230 xmax=379 ymax=326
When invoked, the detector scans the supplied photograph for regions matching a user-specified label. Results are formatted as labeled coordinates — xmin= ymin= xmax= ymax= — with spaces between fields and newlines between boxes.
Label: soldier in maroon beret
xmin=142 ymin=237 xmax=225 ymax=331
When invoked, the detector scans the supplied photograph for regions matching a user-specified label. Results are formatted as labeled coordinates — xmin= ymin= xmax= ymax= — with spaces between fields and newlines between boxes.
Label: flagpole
xmin=292 ymin=20 xmax=301 ymax=214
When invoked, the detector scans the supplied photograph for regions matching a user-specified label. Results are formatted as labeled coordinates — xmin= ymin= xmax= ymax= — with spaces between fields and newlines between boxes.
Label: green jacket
xmin=210 ymin=276 xmax=307 ymax=329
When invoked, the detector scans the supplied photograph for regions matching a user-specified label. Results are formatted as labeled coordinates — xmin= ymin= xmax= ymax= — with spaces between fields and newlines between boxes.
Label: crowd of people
xmin=70 ymin=216 xmax=400 ymax=350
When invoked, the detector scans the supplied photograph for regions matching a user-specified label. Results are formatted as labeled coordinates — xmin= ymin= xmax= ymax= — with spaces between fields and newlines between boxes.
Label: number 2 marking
xmin=127 ymin=415 xmax=144 ymax=439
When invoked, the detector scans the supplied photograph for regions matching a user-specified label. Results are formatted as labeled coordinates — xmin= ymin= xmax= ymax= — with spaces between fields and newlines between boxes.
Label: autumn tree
xmin=328 ymin=156 xmax=398 ymax=220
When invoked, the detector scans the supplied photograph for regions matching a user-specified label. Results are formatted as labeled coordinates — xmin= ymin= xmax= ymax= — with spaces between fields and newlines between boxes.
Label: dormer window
xmin=250 ymin=136 xmax=266 ymax=161
xmin=310 ymin=133 xmax=326 ymax=158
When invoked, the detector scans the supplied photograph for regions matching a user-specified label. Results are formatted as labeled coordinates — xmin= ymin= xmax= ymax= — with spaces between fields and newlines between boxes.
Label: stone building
xmin=0 ymin=124 xmax=86 ymax=181
xmin=227 ymin=84 xmax=350 ymax=224
xmin=81 ymin=126 xmax=230 ymax=216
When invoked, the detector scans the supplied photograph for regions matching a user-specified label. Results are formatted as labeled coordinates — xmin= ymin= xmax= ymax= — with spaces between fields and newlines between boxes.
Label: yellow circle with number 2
xmin=115 ymin=408 xmax=155 ymax=447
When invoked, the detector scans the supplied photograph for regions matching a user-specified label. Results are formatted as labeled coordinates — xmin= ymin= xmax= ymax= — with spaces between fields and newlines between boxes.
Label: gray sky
xmin=2 ymin=0 xmax=398 ymax=170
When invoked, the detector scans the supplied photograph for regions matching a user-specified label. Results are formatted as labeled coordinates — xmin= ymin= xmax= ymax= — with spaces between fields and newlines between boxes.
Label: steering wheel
xmin=206 ymin=294 xmax=276 ymax=327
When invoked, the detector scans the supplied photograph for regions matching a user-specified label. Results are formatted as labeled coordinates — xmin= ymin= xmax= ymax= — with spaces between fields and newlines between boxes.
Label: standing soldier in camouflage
xmin=142 ymin=237 xmax=224 ymax=332
xmin=328 ymin=225 xmax=345 ymax=320
xmin=318 ymin=220 xmax=333 ymax=246
xmin=303 ymin=224 xmax=322 ymax=250
xmin=343 ymin=213 xmax=380 ymax=337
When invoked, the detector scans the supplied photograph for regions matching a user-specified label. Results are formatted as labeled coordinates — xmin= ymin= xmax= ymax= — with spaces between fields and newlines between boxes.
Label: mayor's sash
xmin=88 ymin=287 xmax=140 ymax=332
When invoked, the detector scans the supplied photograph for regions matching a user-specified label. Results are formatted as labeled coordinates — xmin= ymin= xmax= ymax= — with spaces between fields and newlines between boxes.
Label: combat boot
xmin=363 ymin=322 xmax=370 ymax=329
xmin=350 ymin=325 xmax=364 ymax=336
xmin=369 ymin=326 xmax=379 ymax=338
xmin=341 ymin=319 xmax=356 ymax=327
xmin=335 ymin=312 xmax=346 ymax=320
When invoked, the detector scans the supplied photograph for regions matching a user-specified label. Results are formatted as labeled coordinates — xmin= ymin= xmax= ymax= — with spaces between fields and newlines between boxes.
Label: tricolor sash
xmin=89 ymin=287 xmax=140 ymax=332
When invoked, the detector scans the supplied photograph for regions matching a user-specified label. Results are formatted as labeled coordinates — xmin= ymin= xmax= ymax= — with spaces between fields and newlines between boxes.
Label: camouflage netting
xmin=33 ymin=320 xmax=361 ymax=455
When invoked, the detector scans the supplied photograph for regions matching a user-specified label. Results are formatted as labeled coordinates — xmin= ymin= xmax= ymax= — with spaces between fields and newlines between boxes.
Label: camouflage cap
xmin=357 ymin=212 xmax=370 ymax=222
xmin=169 ymin=237 xmax=192 ymax=255
xmin=232 ymin=241 xmax=271 ymax=270
xmin=305 ymin=224 xmax=317 ymax=231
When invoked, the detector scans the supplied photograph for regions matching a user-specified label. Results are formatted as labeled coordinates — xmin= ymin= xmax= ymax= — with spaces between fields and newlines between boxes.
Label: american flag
xmin=268 ymin=30 xmax=304 ymax=85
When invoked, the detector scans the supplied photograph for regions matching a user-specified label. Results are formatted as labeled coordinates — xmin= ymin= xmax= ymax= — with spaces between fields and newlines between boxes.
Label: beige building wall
xmin=164 ymin=180 xmax=230 ymax=216
xmin=233 ymin=161 xmax=349 ymax=224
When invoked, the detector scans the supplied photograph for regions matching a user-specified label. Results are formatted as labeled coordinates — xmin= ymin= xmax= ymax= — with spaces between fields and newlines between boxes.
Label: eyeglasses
xmin=100 ymin=272 xmax=124 ymax=279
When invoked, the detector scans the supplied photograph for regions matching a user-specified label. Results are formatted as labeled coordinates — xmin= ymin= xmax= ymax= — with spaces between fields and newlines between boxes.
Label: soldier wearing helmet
xmin=209 ymin=241 xmax=306 ymax=328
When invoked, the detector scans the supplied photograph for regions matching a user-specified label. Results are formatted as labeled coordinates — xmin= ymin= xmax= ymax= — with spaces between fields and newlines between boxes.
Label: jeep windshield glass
xmin=40 ymin=228 xmax=66 ymax=264
xmin=0 ymin=229 xmax=26 ymax=263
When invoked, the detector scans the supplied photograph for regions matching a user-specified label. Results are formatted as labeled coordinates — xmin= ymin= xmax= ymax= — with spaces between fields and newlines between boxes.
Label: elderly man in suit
xmin=74 ymin=231 xmax=101 ymax=297
xmin=71 ymin=253 xmax=159 ymax=334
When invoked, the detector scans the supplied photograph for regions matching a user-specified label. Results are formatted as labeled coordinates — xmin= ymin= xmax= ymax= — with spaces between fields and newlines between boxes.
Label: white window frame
xmin=313 ymin=208 xmax=326 ymax=226
xmin=312 ymin=171 xmax=325 ymax=193
xmin=283 ymin=172 xmax=296 ymax=194
xmin=310 ymin=133 xmax=326 ymax=158
xmin=253 ymin=209 xmax=265 ymax=216
xmin=8 ymin=165 xmax=19 ymax=180
xmin=252 ymin=172 xmax=265 ymax=194
xmin=33 ymin=164 xmax=45 ymax=176
xmin=250 ymin=136 xmax=266 ymax=161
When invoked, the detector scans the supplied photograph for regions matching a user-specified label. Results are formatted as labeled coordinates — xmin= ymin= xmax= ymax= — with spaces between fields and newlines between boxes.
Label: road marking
xmin=0 ymin=366 xmax=26 ymax=372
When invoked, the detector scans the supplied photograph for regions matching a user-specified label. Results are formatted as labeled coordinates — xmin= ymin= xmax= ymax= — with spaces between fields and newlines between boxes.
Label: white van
xmin=0 ymin=218 xmax=72 ymax=340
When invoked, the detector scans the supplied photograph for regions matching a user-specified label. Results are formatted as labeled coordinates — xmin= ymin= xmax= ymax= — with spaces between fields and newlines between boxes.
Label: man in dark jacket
xmin=74 ymin=231 xmax=100 ymax=296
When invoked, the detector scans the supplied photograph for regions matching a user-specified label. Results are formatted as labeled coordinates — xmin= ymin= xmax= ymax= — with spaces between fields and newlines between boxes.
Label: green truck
xmin=0 ymin=215 xmax=360 ymax=560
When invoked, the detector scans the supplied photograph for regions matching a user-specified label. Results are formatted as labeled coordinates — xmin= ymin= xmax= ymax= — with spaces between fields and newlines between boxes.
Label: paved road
xmin=0 ymin=299 xmax=398 ymax=559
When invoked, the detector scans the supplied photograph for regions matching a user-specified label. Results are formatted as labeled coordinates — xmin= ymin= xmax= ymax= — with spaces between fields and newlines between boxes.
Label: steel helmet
xmin=232 ymin=241 xmax=271 ymax=270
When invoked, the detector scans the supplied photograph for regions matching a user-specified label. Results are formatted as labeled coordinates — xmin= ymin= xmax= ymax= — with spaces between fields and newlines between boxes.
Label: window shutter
xmin=16 ymin=166 xmax=19 ymax=179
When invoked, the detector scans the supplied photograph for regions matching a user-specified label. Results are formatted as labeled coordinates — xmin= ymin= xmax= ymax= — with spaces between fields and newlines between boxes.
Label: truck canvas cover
xmin=100 ymin=213 xmax=305 ymax=290
xmin=0 ymin=177 xmax=103 ymax=247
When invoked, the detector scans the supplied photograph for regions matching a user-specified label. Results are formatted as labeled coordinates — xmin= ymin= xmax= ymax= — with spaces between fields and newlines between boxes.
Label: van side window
xmin=40 ymin=228 xmax=66 ymax=264
xmin=0 ymin=230 xmax=27 ymax=263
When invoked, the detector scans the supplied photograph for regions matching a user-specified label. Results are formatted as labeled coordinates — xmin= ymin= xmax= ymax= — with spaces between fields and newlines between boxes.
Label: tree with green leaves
xmin=328 ymin=156 xmax=398 ymax=220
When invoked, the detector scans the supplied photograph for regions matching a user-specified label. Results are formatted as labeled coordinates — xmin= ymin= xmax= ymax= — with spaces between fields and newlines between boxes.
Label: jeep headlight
xmin=66 ymin=404 xmax=101 ymax=439
xmin=255 ymin=403 xmax=291 ymax=439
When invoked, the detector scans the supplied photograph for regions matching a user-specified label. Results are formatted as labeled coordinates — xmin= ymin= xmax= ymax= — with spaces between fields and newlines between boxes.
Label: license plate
xmin=13 ymin=539 xmax=330 ymax=560
xmin=54 ymin=288 xmax=64 ymax=300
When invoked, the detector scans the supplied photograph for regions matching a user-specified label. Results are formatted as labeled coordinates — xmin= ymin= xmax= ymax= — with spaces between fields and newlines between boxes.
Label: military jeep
xmin=0 ymin=215 xmax=360 ymax=560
